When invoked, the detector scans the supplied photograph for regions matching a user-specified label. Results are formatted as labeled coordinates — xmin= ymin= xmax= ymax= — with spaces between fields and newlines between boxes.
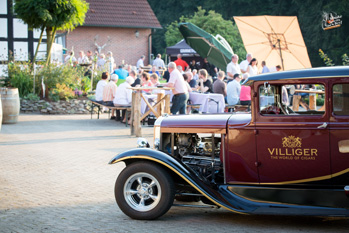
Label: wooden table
xmin=128 ymin=87 xmax=174 ymax=137
xmin=293 ymin=89 xmax=325 ymax=111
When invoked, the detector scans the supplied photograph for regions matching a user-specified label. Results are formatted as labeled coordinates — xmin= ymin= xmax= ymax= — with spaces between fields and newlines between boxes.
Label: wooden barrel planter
xmin=0 ymin=88 xmax=20 ymax=124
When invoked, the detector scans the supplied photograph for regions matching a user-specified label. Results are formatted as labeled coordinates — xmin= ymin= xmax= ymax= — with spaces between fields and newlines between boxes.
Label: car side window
xmin=333 ymin=84 xmax=349 ymax=116
xmin=259 ymin=83 xmax=326 ymax=116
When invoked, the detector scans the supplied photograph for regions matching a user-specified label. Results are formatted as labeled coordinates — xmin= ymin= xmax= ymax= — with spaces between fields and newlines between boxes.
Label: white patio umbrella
xmin=234 ymin=15 xmax=312 ymax=71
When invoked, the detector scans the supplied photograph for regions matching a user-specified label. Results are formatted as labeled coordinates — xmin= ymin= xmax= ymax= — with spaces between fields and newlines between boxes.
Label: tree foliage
xmin=165 ymin=7 xmax=246 ymax=61
xmin=14 ymin=0 xmax=89 ymax=64
xmin=148 ymin=0 xmax=348 ymax=67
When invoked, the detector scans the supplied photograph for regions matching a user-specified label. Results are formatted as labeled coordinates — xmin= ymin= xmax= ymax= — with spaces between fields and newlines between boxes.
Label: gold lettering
xmin=286 ymin=148 xmax=293 ymax=156
xmin=279 ymin=149 xmax=285 ymax=156
xmin=311 ymin=149 xmax=318 ymax=156
xmin=268 ymin=148 xmax=275 ymax=155
xmin=304 ymin=149 xmax=310 ymax=156
xmin=295 ymin=149 xmax=302 ymax=156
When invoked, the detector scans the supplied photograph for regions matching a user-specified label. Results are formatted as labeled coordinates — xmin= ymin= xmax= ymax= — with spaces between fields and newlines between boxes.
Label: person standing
xmin=197 ymin=69 xmax=213 ymax=93
xmin=226 ymin=55 xmax=241 ymax=81
xmin=240 ymin=53 xmax=252 ymax=74
xmin=97 ymin=53 xmax=106 ymax=70
xmin=103 ymin=74 xmax=118 ymax=119
xmin=152 ymin=54 xmax=166 ymax=69
xmin=202 ymin=58 xmax=217 ymax=78
xmin=174 ymin=54 xmax=189 ymax=71
xmin=106 ymin=51 xmax=115 ymax=74
xmin=165 ymin=62 xmax=189 ymax=115
xmin=213 ymin=71 xmax=227 ymax=97
xmin=95 ymin=72 xmax=109 ymax=103
xmin=64 ymin=51 xmax=76 ymax=65
xmin=189 ymin=59 xmax=199 ymax=71
xmin=247 ymin=58 xmax=258 ymax=77
xmin=226 ymin=73 xmax=242 ymax=105
xmin=114 ymin=65 xmax=128 ymax=80
xmin=86 ymin=50 xmax=93 ymax=62
xmin=261 ymin=61 xmax=270 ymax=73
xmin=240 ymin=73 xmax=251 ymax=110
xmin=78 ymin=51 xmax=89 ymax=64
xmin=136 ymin=55 xmax=145 ymax=69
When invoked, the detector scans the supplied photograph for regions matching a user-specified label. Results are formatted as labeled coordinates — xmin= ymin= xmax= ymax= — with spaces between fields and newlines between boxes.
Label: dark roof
xmin=166 ymin=39 xmax=198 ymax=55
xmin=245 ymin=66 xmax=349 ymax=86
xmin=84 ymin=0 xmax=162 ymax=29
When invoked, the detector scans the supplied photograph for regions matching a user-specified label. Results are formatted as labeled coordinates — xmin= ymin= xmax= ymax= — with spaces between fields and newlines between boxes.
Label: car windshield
xmin=259 ymin=83 xmax=326 ymax=115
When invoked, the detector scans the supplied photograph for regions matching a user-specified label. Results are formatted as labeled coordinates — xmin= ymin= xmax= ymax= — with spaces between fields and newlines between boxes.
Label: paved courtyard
xmin=0 ymin=114 xmax=348 ymax=232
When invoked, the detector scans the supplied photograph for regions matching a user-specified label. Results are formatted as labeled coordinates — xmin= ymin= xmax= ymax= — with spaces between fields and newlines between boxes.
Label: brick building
xmin=65 ymin=0 xmax=161 ymax=67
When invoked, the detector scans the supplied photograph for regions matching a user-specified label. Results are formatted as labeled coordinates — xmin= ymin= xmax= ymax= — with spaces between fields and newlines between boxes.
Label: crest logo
xmin=282 ymin=136 xmax=302 ymax=148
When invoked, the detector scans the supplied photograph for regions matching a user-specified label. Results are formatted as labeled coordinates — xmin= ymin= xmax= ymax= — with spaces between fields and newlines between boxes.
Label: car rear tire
xmin=115 ymin=161 xmax=175 ymax=220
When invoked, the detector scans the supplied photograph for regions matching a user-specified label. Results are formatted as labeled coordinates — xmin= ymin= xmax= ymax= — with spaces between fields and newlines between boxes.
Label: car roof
xmin=244 ymin=66 xmax=349 ymax=86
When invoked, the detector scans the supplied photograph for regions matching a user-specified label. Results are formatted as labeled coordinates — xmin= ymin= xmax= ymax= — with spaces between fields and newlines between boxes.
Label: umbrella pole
xmin=278 ymin=39 xmax=285 ymax=70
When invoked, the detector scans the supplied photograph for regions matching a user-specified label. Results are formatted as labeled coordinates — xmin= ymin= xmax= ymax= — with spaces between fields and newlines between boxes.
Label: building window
xmin=13 ymin=18 xmax=28 ymax=38
xmin=0 ymin=64 xmax=8 ymax=77
xmin=14 ymin=41 xmax=28 ymax=60
xmin=0 ymin=18 xmax=7 ymax=38
xmin=0 ymin=0 xmax=7 ymax=14
xmin=333 ymin=84 xmax=349 ymax=116
xmin=34 ymin=42 xmax=47 ymax=60
xmin=33 ymin=28 xmax=47 ymax=39
xmin=0 ymin=41 xmax=8 ymax=60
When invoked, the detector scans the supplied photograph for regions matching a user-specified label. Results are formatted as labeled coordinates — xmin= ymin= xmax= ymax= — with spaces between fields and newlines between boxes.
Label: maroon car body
xmin=110 ymin=66 xmax=349 ymax=219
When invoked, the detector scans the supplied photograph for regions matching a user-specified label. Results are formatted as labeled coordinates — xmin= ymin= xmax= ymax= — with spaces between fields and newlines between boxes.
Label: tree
xmin=14 ymin=0 xmax=89 ymax=64
xmin=165 ymin=7 xmax=246 ymax=62
xmin=149 ymin=0 xmax=348 ymax=67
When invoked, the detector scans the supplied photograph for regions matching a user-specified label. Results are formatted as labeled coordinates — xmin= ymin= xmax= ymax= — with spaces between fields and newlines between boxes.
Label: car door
xmin=254 ymin=80 xmax=331 ymax=185
xmin=330 ymin=81 xmax=349 ymax=186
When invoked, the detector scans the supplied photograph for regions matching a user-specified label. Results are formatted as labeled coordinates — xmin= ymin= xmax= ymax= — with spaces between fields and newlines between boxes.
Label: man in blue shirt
xmin=261 ymin=61 xmax=270 ymax=73
xmin=114 ymin=65 xmax=128 ymax=80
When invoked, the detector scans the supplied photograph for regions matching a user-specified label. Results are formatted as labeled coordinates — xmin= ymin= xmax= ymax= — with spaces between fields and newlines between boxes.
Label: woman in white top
xmin=247 ymin=58 xmax=258 ymax=77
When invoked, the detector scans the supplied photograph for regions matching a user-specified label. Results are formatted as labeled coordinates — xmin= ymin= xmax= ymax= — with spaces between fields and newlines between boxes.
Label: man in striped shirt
xmin=103 ymin=74 xmax=118 ymax=119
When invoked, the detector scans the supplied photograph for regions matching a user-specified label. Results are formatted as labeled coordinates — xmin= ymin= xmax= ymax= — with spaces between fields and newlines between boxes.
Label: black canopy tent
xmin=166 ymin=39 xmax=204 ymax=67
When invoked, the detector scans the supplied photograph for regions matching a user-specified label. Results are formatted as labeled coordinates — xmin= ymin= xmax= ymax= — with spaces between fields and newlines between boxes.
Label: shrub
xmin=1 ymin=61 xmax=33 ymax=97
xmin=51 ymin=83 xmax=76 ymax=101
xmin=23 ymin=93 xmax=40 ymax=101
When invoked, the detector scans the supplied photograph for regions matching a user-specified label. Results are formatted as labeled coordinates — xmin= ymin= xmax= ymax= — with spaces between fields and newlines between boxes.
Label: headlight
xmin=137 ymin=138 xmax=150 ymax=148
xmin=153 ymin=116 xmax=164 ymax=149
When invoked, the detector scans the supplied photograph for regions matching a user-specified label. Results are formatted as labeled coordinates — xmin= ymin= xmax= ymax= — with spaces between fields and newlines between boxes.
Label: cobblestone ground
xmin=0 ymin=114 xmax=348 ymax=233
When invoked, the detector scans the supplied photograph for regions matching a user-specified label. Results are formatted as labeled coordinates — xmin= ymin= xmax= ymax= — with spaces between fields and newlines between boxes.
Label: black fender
xmin=109 ymin=148 xmax=349 ymax=216
xmin=109 ymin=148 xmax=252 ymax=214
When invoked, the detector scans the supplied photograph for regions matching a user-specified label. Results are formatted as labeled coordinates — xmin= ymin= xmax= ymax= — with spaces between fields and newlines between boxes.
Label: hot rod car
xmin=109 ymin=66 xmax=349 ymax=220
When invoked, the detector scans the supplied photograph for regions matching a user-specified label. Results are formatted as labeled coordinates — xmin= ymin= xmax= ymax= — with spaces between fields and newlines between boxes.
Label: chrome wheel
xmin=115 ymin=162 xmax=175 ymax=219
xmin=124 ymin=172 xmax=161 ymax=212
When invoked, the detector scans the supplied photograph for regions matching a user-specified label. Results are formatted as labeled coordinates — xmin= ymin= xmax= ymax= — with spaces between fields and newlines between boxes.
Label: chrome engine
xmin=163 ymin=133 xmax=223 ymax=183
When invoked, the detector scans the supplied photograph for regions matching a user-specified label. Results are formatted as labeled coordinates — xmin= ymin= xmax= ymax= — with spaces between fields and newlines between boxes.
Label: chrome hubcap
xmin=124 ymin=172 xmax=161 ymax=212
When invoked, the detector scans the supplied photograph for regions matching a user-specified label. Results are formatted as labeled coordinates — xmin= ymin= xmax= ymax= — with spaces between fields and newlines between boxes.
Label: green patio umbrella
xmin=179 ymin=22 xmax=233 ymax=70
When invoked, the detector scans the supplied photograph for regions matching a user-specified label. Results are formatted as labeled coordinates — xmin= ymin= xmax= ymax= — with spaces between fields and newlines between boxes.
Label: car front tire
xmin=115 ymin=161 xmax=175 ymax=220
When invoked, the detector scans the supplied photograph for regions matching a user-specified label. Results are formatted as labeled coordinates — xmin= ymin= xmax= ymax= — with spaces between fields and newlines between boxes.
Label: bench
xmin=225 ymin=104 xmax=250 ymax=112
xmin=187 ymin=104 xmax=201 ymax=114
xmin=89 ymin=100 xmax=131 ymax=126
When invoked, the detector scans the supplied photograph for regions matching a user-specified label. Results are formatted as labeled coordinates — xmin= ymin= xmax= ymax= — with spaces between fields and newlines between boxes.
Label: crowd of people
xmin=85 ymin=50 xmax=283 ymax=119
